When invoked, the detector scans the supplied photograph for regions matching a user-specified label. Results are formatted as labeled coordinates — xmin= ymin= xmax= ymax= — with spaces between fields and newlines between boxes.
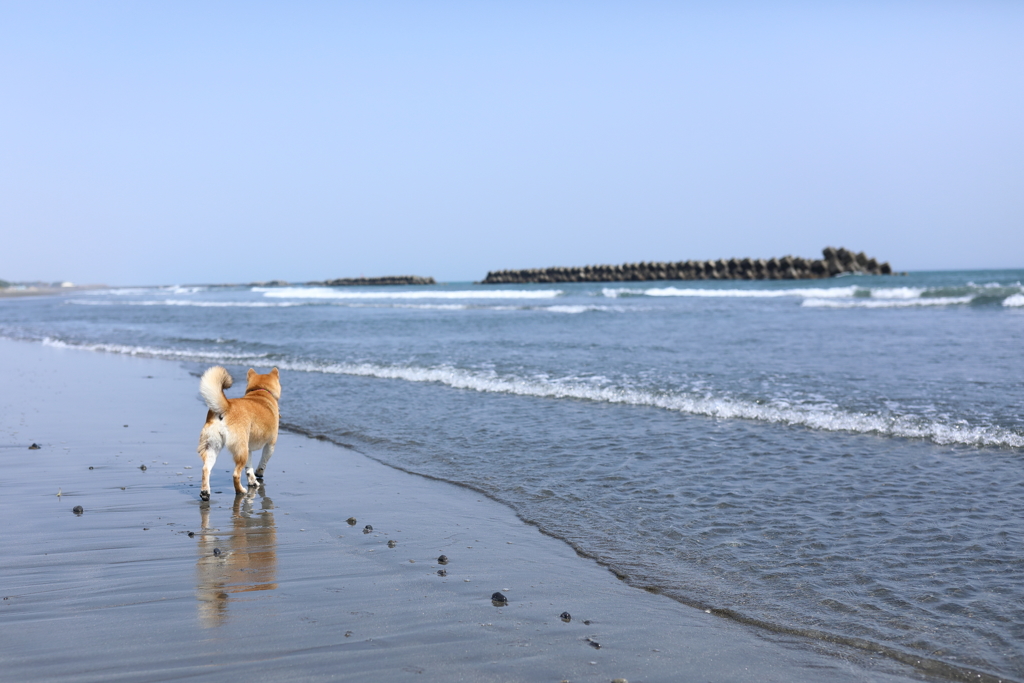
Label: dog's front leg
xmin=244 ymin=450 xmax=259 ymax=488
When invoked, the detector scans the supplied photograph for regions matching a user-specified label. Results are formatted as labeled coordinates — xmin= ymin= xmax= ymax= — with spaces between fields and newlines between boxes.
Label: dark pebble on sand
xmin=88 ymin=466 xmax=94 ymax=470
xmin=213 ymin=548 xmax=221 ymax=556
xmin=437 ymin=569 xmax=447 ymax=576
xmin=72 ymin=506 xmax=84 ymax=515
xmin=587 ymin=638 xmax=601 ymax=649
xmin=560 ymin=612 xmax=571 ymax=623
xmin=29 ymin=443 xmax=41 ymax=450
xmin=139 ymin=464 xmax=147 ymax=471
xmin=346 ymin=517 xmax=357 ymax=525
xmin=491 ymin=591 xmax=508 ymax=606
xmin=437 ymin=554 xmax=448 ymax=565
xmin=188 ymin=531 xmax=195 ymax=538
xmin=387 ymin=540 xmax=396 ymax=548
xmin=363 ymin=525 xmax=373 ymax=534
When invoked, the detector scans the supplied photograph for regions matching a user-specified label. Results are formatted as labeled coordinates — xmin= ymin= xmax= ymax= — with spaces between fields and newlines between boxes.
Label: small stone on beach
xmin=346 ymin=517 xmax=357 ymax=525
xmin=72 ymin=505 xmax=84 ymax=515
xmin=560 ymin=612 xmax=571 ymax=623
xmin=213 ymin=548 xmax=221 ymax=556
xmin=188 ymin=531 xmax=195 ymax=537
xmin=363 ymin=525 xmax=373 ymax=534
xmin=139 ymin=464 xmax=147 ymax=471
xmin=491 ymin=591 xmax=508 ymax=606
xmin=88 ymin=466 xmax=94 ymax=470
xmin=437 ymin=554 xmax=448 ymax=564
xmin=29 ymin=443 xmax=41 ymax=450
xmin=387 ymin=540 xmax=396 ymax=548
xmin=437 ymin=569 xmax=447 ymax=576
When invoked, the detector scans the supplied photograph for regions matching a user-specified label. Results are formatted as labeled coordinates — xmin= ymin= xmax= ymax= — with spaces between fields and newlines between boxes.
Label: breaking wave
xmin=68 ymin=299 xmax=305 ymax=308
xmin=40 ymin=337 xmax=269 ymax=362
xmin=255 ymin=286 xmax=563 ymax=300
xmin=603 ymin=282 xmax=1024 ymax=308
xmin=34 ymin=336 xmax=1020 ymax=449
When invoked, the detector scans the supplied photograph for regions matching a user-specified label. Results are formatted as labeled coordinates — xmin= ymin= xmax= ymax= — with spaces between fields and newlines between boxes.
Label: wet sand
xmin=0 ymin=338 xmax=926 ymax=682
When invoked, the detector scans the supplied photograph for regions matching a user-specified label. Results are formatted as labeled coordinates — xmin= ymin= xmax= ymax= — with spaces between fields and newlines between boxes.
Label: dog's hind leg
xmin=254 ymin=441 xmax=276 ymax=481
xmin=198 ymin=424 xmax=221 ymax=502
xmin=231 ymin=445 xmax=249 ymax=495
xmin=199 ymin=447 xmax=218 ymax=502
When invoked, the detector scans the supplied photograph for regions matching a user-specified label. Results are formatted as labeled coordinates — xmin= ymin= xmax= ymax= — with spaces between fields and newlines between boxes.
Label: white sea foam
xmin=866 ymin=287 xmax=927 ymax=299
xmin=160 ymin=286 xmax=206 ymax=294
xmin=1003 ymin=293 xmax=1024 ymax=307
xmin=83 ymin=287 xmax=152 ymax=296
xmin=602 ymin=286 xmax=863 ymax=299
xmin=545 ymin=305 xmax=610 ymax=314
xmin=68 ymin=299 xmax=304 ymax=308
xmin=802 ymin=297 xmax=973 ymax=309
xmin=256 ymin=287 xmax=563 ymax=300
xmin=40 ymin=338 xmax=268 ymax=361
xmin=267 ymin=359 xmax=1023 ymax=449
xmin=30 ymin=338 xmax=1024 ymax=448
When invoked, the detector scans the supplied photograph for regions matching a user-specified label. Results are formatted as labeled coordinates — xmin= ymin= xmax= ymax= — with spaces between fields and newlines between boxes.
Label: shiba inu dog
xmin=197 ymin=366 xmax=280 ymax=500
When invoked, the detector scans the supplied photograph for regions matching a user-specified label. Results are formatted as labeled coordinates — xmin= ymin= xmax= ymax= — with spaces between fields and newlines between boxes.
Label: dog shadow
xmin=195 ymin=488 xmax=278 ymax=627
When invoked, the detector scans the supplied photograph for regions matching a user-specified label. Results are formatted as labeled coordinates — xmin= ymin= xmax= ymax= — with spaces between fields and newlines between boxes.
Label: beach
xmin=0 ymin=337 xmax=936 ymax=682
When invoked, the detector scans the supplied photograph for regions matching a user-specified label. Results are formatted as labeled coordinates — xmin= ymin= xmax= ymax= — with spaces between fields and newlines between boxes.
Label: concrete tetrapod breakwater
xmin=308 ymin=275 xmax=437 ymax=286
xmin=480 ymin=247 xmax=895 ymax=284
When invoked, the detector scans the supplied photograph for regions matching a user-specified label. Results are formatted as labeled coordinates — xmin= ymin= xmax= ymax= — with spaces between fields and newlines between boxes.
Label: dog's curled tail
xmin=199 ymin=366 xmax=233 ymax=416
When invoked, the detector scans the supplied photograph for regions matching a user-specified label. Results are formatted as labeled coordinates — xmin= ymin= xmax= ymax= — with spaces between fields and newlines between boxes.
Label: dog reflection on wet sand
xmin=195 ymin=488 xmax=277 ymax=627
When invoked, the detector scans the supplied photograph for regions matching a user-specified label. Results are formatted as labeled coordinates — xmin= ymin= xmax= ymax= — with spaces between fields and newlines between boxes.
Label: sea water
xmin=2 ymin=270 xmax=1022 ymax=680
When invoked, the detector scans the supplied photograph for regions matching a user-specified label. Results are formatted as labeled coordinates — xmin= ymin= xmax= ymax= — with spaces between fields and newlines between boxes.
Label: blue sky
xmin=2 ymin=1 xmax=1022 ymax=285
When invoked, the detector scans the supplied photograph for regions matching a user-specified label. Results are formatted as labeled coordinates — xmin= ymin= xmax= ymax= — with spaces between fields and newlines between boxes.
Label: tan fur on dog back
xmin=199 ymin=366 xmax=233 ymax=415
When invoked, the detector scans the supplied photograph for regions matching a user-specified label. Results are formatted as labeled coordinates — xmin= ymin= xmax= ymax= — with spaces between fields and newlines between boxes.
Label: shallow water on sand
xmin=2 ymin=270 xmax=1023 ymax=680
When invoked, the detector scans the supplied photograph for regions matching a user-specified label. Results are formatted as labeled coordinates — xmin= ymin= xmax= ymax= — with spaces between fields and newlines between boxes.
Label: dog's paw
xmin=255 ymin=469 xmax=264 ymax=481
xmin=200 ymin=490 xmax=211 ymax=502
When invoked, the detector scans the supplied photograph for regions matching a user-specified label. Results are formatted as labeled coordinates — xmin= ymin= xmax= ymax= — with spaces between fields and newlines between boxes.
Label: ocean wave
xmin=26 ymin=338 xmax=1023 ymax=448
xmin=545 ymin=305 xmax=614 ymax=314
xmin=802 ymin=297 xmax=974 ymax=309
xmin=1002 ymin=293 xmax=1024 ymax=307
xmin=160 ymin=286 xmax=206 ymax=294
xmin=81 ymin=287 xmax=152 ymax=296
xmin=68 ymin=299 xmax=304 ymax=308
xmin=40 ymin=337 xmax=268 ymax=361
xmin=601 ymin=286 xmax=863 ymax=299
xmin=602 ymin=283 xmax=1023 ymax=308
xmin=272 ymin=359 xmax=1022 ymax=449
xmin=255 ymin=286 xmax=563 ymax=300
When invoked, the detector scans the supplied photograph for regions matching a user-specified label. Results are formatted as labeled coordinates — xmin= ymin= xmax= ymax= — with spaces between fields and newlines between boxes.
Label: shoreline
xmin=0 ymin=338 xmax=938 ymax=682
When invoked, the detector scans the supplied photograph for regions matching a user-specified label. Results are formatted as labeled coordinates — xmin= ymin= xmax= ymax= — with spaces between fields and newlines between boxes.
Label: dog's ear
xmin=247 ymin=368 xmax=256 ymax=378
xmin=271 ymin=367 xmax=279 ymax=376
